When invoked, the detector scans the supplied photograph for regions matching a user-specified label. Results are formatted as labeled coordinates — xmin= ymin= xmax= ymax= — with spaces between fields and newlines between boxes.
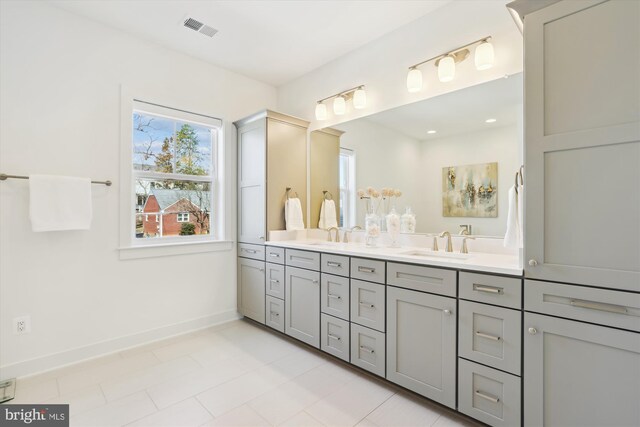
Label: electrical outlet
xmin=13 ymin=316 xmax=31 ymax=335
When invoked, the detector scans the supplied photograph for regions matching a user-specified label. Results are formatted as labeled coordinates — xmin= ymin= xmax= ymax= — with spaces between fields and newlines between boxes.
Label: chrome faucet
xmin=343 ymin=225 xmax=362 ymax=243
xmin=327 ymin=227 xmax=340 ymax=243
xmin=432 ymin=235 xmax=439 ymax=251
xmin=459 ymin=224 xmax=472 ymax=235
xmin=440 ymin=231 xmax=453 ymax=252
xmin=461 ymin=236 xmax=476 ymax=254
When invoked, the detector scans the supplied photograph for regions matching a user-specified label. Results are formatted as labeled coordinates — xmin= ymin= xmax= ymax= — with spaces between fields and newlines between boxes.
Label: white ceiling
xmin=360 ymin=73 xmax=523 ymax=141
xmin=50 ymin=0 xmax=450 ymax=86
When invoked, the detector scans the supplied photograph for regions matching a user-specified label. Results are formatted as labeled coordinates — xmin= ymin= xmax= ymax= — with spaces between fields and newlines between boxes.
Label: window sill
xmin=119 ymin=240 xmax=234 ymax=260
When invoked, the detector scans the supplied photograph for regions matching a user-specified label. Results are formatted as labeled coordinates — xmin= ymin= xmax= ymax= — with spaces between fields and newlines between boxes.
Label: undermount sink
xmin=297 ymin=241 xmax=340 ymax=246
xmin=400 ymin=250 xmax=471 ymax=260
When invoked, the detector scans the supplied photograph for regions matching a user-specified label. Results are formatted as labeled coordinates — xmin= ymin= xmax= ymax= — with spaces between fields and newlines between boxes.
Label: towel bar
xmin=0 ymin=173 xmax=112 ymax=186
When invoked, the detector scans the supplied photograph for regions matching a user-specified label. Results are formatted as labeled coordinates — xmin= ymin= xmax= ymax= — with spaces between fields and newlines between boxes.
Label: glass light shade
xmin=438 ymin=55 xmax=455 ymax=82
xmin=315 ymin=102 xmax=327 ymax=120
xmin=475 ymin=41 xmax=494 ymax=70
xmin=353 ymin=88 xmax=367 ymax=109
xmin=406 ymin=68 xmax=423 ymax=93
xmin=333 ymin=96 xmax=346 ymax=115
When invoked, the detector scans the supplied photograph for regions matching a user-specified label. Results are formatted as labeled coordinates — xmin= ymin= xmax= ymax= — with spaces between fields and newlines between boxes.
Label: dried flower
xmin=366 ymin=186 xmax=375 ymax=196
xmin=394 ymin=189 xmax=402 ymax=197
xmin=357 ymin=189 xmax=365 ymax=198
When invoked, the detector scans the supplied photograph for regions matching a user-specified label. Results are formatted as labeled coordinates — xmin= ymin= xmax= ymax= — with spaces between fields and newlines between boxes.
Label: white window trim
xmin=119 ymin=86 xmax=231 ymax=260
xmin=340 ymin=148 xmax=357 ymax=228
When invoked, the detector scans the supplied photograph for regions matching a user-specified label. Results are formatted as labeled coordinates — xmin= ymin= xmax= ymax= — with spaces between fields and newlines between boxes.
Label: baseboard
xmin=0 ymin=310 xmax=241 ymax=380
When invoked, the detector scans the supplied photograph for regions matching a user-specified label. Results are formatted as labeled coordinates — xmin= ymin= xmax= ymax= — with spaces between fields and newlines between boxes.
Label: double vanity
xmin=238 ymin=236 xmax=524 ymax=426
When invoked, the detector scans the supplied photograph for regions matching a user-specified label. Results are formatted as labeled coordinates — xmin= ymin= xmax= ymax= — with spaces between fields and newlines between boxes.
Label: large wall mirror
xmin=310 ymin=73 xmax=523 ymax=237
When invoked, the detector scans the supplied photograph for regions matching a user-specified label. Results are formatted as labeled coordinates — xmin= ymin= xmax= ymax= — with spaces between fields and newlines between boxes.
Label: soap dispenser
xmin=401 ymin=207 xmax=416 ymax=233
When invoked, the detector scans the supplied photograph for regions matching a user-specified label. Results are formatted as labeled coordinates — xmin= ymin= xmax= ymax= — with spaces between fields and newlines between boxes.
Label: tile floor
xmin=9 ymin=320 xmax=479 ymax=427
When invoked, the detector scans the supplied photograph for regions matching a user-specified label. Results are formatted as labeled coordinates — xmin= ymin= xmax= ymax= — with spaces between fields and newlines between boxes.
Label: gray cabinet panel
xmin=525 ymin=279 xmax=640 ymax=332
xmin=285 ymin=267 xmax=320 ymax=347
xmin=238 ymin=258 xmax=265 ymax=324
xmin=350 ymin=280 xmax=385 ymax=332
xmin=387 ymin=263 xmax=456 ymax=297
xmin=459 ymin=300 xmax=521 ymax=375
xmin=265 ymin=246 xmax=285 ymax=264
xmin=459 ymin=272 xmax=522 ymax=309
xmin=238 ymin=243 xmax=265 ymax=261
xmin=351 ymin=258 xmax=386 ymax=284
xmin=386 ymin=286 xmax=456 ymax=408
xmin=238 ymin=119 xmax=266 ymax=244
xmin=285 ymin=249 xmax=320 ymax=271
xmin=321 ymin=314 xmax=350 ymax=362
xmin=350 ymin=323 xmax=385 ymax=377
xmin=524 ymin=312 xmax=640 ymax=427
xmin=321 ymin=253 xmax=350 ymax=277
xmin=458 ymin=359 xmax=521 ymax=427
xmin=265 ymin=262 xmax=285 ymax=300
xmin=265 ymin=296 xmax=284 ymax=333
xmin=320 ymin=273 xmax=350 ymax=321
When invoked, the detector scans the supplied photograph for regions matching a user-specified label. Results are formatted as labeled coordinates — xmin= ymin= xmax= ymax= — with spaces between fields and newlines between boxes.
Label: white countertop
xmin=266 ymin=240 xmax=523 ymax=276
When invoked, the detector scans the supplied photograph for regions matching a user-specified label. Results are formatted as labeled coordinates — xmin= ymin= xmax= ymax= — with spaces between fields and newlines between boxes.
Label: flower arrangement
xmin=358 ymin=187 xmax=402 ymax=215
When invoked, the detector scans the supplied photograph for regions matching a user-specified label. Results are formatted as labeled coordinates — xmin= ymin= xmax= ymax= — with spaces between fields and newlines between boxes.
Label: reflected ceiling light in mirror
xmin=315 ymin=102 xmax=327 ymax=120
xmin=407 ymin=68 xmax=423 ymax=92
xmin=406 ymin=36 xmax=492 ymax=92
xmin=475 ymin=40 xmax=494 ymax=70
xmin=333 ymin=96 xmax=346 ymax=115
xmin=353 ymin=86 xmax=367 ymax=109
xmin=485 ymin=118 xmax=497 ymax=123
xmin=427 ymin=130 xmax=437 ymax=134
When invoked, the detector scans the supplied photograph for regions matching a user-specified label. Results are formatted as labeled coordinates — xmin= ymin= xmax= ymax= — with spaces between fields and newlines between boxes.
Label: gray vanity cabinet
xmin=285 ymin=266 xmax=320 ymax=348
xmin=386 ymin=286 xmax=457 ymax=409
xmin=237 ymin=257 xmax=265 ymax=324
xmin=237 ymin=119 xmax=266 ymax=245
xmin=524 ymin=312 xmax=640 ymax=427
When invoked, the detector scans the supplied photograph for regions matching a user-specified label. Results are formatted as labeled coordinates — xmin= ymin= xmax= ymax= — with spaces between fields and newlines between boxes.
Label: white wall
xmin=277 ymin=0 xmax=522 ymax=130
xmin=419 ymin=125 xmax=520 ymax=236
xmin=0 ymin=1 xmax=276 ymax=378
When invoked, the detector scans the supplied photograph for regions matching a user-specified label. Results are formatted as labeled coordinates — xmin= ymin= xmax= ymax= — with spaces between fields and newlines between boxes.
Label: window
xmin=339 ymin=148 xmax=356 ymax=228
xmin=131 ymin=100 xmax=221 ymax=244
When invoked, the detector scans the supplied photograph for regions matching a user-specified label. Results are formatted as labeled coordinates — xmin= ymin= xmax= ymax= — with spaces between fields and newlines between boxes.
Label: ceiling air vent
xmin=183 ymin=17 xmax=218 ymax=38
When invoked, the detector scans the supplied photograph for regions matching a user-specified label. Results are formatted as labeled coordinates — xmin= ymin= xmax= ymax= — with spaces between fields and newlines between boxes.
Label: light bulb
xmin=406 ymin=68 xmax=423 ymax=93
xmin=475 ymin=40 xmax=494 ymax=70
xmin=315 ymin=102 xmax=327 ymax=120
xmin=438 ymin=55 xmax=455 ymax=82
xmin=353 ymin=87 xmax=367 ymax=109
xmin=333 ymin=96 xmax=346 ymax=115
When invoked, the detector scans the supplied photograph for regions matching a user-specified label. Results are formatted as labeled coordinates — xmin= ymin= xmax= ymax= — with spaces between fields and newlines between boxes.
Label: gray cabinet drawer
xmin=351 ymin=258 xmax=386 ymax=284
xmin=459 ymin=300 xmax=522 ymax=375
xmin=238 ymin=243 xmax=265 ymax=261
xmin=285 ymin=249 xmax=320 ymax=271
xmin=266 ymin=263 xmax=285 ymax=299
xmin=350 ymin=323 xmax=385 ymax=377
xmin=458 ymin=358 xmax=521 ymax=427
xmin=525 ymin=280 xmax=640 ymax=332
xmin=351 ymin=279 xmax=385 ymax=332
xmin=265 ymin=296 xmax=284 ymax=333
xmin=387 ymin=263 xmax=456 ymax=297
xmin=265 ymin=246 xmax=285 ymax=264
xmin=321 ymin=274 xmax=350 ymax=321
xmin=460 ymin=272 xmax=522 ymax=309
xmin=321 ymin=253 xmax=350 ymax=277
xmin=321 ymin=314 xmax=350 ymax=362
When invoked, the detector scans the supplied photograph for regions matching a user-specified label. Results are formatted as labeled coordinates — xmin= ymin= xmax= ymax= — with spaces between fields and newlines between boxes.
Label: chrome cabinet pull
xmin=259 ymin=236 xmax=265 ymax=240
xmin=312 ymin=280 xmax=319 ymax=284
xmin=358 ymin=266 xmax=375 ymax=273
xmin=473 ymin=284 xmax=503 ymax=294
xmin=328 ymin=294 xmax=342 ymax=300
xmin=570 ymin=299 xmax=628 ymax=314
xmin=269 ymin=253 xmax=280 ymax=258
xmin=328 ymin=334 xmax=341 ymax=341
xmin=443 ymin=309 xmax=452 ymax=315
xmin=475 ymin=331 xmax=501 ymax=341
xmin=269 ymin=279 xmax=280 ymax=284
xmin=359 ymin=302 xmax=375 ymax=309
xmin=327 ymin=261 xmax=342 ymax=267
xmin=243 ymin=249 xmax=257 ymax=254
xmin=270 ymin=311 xmax=280 ymax=317
xmin=475 ymin=390 xmax=500 ymax=403
xmin=528 ymin=327 xmax=537 ymax=335
xmin=359 ymin=345 xmax=375 ymax=354
xmin=259 ymin=268 xmax=265 ymax=272
xmin=528 ymin=259 xmax=538 ymax=266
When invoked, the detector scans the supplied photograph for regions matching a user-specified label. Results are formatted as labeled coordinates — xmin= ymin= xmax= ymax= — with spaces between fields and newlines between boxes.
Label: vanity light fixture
xmin=406 ymin=36 xmax=493 ymax=91
xmin=315 ymin=85 xmax=366 ymax=120
xmin=485 ymin=118 xmax=497 ymax=123
xmin=427 ymin=130 xmax=437 ymax=134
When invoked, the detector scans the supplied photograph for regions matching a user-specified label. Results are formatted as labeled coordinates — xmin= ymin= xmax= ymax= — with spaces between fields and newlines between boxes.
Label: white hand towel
xmin=29 ymin=175 xmax=92 ymax=232
xmin=503 ymin=185 xmax=522 ymax=248
xmin=517 ymin=183 xmax=524 ymax=246
xmin=285 ymin=197 xmax=305 ymax=231
xmin=318 ymin=199 xmax=338 ymax=230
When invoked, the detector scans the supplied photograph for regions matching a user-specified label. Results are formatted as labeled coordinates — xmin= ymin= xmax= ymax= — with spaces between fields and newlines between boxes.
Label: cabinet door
xmin=285 ymin=267 xmax=320 ymax=347
xmin=524 ymin=0 xmax=640 ymax=290
xmin=237 ymin=258 xmax=265 ymax=324
xmin=238 ymin=119 xmax=266 ymax=244
xmin=386 ymin=286 xmax=457 ymax=408
xmin=265 ymin=262 xmax=285 ymax=299
xmin=524 ymin=312 xmax=640 ymax=427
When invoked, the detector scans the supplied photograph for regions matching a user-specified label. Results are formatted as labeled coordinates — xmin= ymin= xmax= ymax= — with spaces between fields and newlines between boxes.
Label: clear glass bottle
xmin=400 ymin=207 xmax=416 ymax=234
xmin=386 ymin=207 xmax=401 ymax=247
xmin=365 ymin=212 xmax=381 ymax=247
